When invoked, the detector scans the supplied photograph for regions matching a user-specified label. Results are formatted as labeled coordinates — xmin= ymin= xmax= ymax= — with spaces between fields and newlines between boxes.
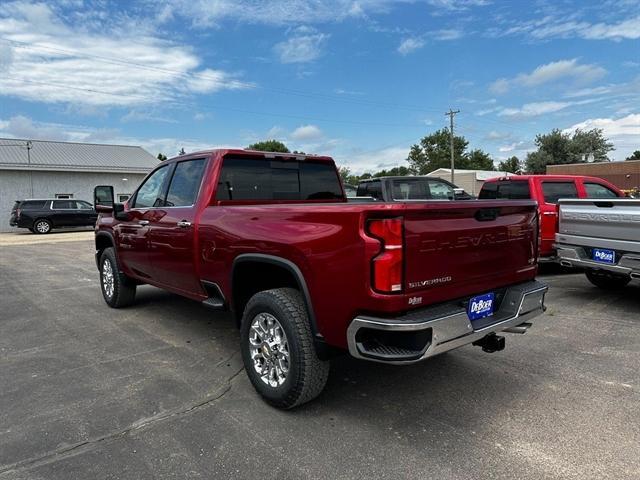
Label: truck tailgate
xmin=402 ymin=201 xmax=538 ymax=300
xmin=558 ymin=198 xmax=640 ymax=243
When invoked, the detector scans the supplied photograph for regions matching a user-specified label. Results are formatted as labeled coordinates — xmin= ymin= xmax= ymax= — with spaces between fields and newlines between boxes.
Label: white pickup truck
xmin=555 ymin=198 xmax=640 ymax=288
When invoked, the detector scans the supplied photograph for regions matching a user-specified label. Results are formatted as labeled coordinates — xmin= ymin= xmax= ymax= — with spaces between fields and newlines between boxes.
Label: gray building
xmin=0 ymin=138 xmax=158 ymax=232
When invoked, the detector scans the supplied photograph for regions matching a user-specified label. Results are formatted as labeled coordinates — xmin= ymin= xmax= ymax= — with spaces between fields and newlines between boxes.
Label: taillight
xmin=367 ymin=217 xmax=404 ymax=293
xmin=16 ymin=208 xmax=21 ymax=218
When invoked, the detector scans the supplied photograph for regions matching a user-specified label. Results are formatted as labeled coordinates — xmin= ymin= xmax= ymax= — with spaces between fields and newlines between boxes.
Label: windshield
xmin=391 ymin=178 xmax=455 ymax=200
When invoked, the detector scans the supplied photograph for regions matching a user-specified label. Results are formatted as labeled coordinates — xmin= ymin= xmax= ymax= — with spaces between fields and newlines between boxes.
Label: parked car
xmin=94 ymin=149 xmax=547 ymax=409
xmin=356 ymin=176 xmax=473 ymax=201
xmin=10 ymin=199 xmax=97 ymax=234
xmin=555 ymin=198 xmax=640 ymax=288
xmin=479 ymin=175 xmax=624 ymax=261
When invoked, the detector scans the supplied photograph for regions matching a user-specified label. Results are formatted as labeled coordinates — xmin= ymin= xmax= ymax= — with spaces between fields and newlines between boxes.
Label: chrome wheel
xmin=249 ymin=313 xmax=290 ymax=388
xmin=35 ymin=221 xmax=50 ymax=233
xmin=102 ymin=259 xmax=115 ymax=299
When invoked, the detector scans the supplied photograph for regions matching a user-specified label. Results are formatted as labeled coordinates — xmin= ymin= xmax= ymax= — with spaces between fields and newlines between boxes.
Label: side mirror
xmin=94 ymin=185 xmax=114 ymax=212
xmin=113 ymin=203 xmax=129 ymax=221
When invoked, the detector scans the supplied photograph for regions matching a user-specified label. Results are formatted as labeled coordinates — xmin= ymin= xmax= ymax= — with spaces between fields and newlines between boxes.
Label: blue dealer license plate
xmin=468 ymin=293 xmax=495 ymax=322
xmin=592 ymin=248 xmax=615 ymax=264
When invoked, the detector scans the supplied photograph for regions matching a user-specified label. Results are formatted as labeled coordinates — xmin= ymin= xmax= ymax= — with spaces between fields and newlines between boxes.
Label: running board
xmin=201 ymin=281 xmax=226 ymax=310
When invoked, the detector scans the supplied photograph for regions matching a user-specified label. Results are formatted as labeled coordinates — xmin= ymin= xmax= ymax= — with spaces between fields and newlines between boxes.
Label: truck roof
xmin=484 ymin=174 xmax=611 ymax=182
xmin=168 ymin=148 xmax=335 ymax=163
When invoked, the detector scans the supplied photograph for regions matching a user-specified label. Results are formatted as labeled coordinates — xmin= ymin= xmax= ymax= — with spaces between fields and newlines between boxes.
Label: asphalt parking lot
xmin=1 ymin=232 xmax=638 ymax=480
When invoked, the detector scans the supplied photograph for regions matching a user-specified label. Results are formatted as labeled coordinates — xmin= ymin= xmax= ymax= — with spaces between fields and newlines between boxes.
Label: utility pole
xmin=445 ymin=109 xmax=460 ymax=185
xmin=26 ymin=140 xmax=33 ymax=197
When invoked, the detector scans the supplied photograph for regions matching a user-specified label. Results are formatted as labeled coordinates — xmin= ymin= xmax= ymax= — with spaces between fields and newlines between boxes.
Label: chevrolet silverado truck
xmin=93 ymin=149 xmax=548 ymax=408
xmin=555 ymin=198 xmax=640 ymax=288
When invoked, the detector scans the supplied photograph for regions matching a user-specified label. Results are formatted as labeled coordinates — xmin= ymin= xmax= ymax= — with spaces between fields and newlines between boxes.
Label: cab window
xmin=132 ymin=165 xmax=171 ymax=208
xmin=541 ymin=181 xmax=578 ymax=203
xmin=165 ymin=159 xmax=207 ymax=207
xmin=584 ymin=182 xmax=618 ymax=198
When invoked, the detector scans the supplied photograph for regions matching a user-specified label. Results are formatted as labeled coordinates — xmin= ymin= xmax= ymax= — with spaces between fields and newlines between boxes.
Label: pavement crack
xmin=0 ymin=362 xmax=245 ymax=477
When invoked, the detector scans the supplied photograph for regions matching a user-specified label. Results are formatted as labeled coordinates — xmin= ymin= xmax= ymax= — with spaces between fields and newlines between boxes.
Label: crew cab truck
xmin=94 ymin=149 xmax=548 ymax=409
xmin=357 ymin=176 xmax=472 ymax=201
xmin=479 ymin=175 xmax=623 ymax=261
xmin=555 ymin=198 xmax=640 ymax=288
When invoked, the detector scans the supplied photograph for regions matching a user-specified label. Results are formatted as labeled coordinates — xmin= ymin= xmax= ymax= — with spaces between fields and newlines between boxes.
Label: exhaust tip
xmin=560 ymin=260 xmax=572 ymax=268
xmin=631 ymin=273 xmax=640 ymax=280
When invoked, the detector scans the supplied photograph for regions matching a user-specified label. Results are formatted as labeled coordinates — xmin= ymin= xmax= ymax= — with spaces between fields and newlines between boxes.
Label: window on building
xmin=165 ymin=159 xmax=207 ymax=206
xmin=55 ymin=193 xmax=73 ymax=199
xmin=584 ymin=182 xmax=618 ymax=199
xmin=541 ymin=181 xmax=579 ymax=203
xmin=118 ymin=194 xmax=131 ymax=203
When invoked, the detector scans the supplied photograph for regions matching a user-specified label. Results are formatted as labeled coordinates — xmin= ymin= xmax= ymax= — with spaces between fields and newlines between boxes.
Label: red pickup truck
xmin=479 ymin=175 xmax=623 ymax=260
xmin=94 ymin=149 xmax=547 ymax=408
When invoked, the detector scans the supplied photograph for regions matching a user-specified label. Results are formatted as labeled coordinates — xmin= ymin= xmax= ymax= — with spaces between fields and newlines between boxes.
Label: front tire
xmin=240 ymin=288 xmax=329 ymax=409
xmin=33 ymin=219 xmax=52 ymax=234
xmin=99 ymin=247 xmax=136 ymax=307
xmin=585 ymin=269 xmax=631 ymax=289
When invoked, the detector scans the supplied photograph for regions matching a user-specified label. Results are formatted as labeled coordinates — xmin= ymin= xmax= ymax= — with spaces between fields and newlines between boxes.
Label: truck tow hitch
xmin=473 ymin=333 xmax=505 ymax=353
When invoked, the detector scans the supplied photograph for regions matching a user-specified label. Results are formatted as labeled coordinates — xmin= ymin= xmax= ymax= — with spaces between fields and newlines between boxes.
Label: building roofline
xmin=0 ymin=137 xmax=147 ymax=149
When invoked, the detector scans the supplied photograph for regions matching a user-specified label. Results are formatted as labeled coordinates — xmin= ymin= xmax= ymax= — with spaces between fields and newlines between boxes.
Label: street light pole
xmin=26 ymin=140 xmax=34 ymax=197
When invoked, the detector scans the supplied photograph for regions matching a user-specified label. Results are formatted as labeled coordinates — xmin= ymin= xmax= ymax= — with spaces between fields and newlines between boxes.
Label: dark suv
xmin=10 ymin=199 xmax=98 ymax=234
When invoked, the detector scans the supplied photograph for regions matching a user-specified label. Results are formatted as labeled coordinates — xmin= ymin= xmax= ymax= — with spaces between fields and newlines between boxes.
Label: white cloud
xmin=490 ymin=59 xmax=606 ymax=94
xmin=498 ymin=101 xmax=573 ymax=117
xmin=427 ymin=28 xmax=463 ymax=40
xmin=491 ymin=14 xmax=640 ymax=41
xmin=397 ymin=37 xmax=425 ymax=55
xmin=564 ymin=114 xmax=640 ymax=138
xmin=274 ymin=27 xmax=330 ymax=63
xmin=290 ymin=125 xmax=324 ymax=142
xmin=0 ymin=2 xmax=250 ymax=107
xmin=563 ymin=113 xmax=640 ymax=161
xmin=335 ymin=146 xmax=410 ymax=174
xmin=0 ymin=114 xmax=217 ymax=157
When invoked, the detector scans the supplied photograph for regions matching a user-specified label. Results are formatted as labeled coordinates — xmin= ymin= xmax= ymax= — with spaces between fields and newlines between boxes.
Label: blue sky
xmin=0 ymin=0 xmax=638 ymax=173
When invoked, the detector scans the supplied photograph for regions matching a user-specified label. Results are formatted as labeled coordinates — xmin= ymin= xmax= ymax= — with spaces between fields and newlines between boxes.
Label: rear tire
xmin=99 ymin=247 xmax=136 ymax=307
xmin=585 ymin=269 xmax=631 ymax=289
xmin=33 ymin=219 xmax=52 ymax=234
xmin=240 ymin=288 xmax=329 ymax=409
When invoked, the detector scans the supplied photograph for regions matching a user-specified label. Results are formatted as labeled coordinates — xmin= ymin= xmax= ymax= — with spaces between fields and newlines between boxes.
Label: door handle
xmin=138 ymin=220 xmax=149 ymax=225
xmin=177 ymin=220 xmax=192 ymax=228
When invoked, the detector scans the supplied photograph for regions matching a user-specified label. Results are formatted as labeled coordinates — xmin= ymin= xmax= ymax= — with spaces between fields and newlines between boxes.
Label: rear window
xmin=542 ymin=181 xmax=578 ymax=203
xmin=21 ymin=201 xmax=48 ymax=210
xmin=389 ymin=178 xmax=455 ymax=200
xmin=479 ymin=180 xmax=530 ymax=200
xmin=357 ymin=181 xmax=383 ymax=200
xmin=215 ymin=157 xmax=343 ymax=201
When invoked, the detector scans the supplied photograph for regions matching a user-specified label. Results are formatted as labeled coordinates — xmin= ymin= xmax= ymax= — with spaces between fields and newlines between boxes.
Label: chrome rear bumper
xmin=556 ymin=245 xmax=640 ymax=277
xmin=347 ymin=280 xmax=548 ymax=364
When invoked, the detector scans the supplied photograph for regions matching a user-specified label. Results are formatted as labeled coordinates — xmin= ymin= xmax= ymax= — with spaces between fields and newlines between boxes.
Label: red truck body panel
xmin=481 ymin=175 xmax=623 ymax=258
xmin=98 ymin=150 xmax=541 ymax=350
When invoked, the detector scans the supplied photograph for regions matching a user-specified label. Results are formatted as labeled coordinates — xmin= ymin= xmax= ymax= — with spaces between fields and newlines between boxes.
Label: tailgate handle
xmin=475 ymin=208 xmax=500 ymax=222
xmin=594 ymin=201 xmax=614 ymax=208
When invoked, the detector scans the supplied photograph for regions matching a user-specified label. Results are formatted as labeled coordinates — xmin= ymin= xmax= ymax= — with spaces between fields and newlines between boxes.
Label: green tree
xmin=178 ymin=148 xmax=186 ymax=155
xmin=157 ymin=153 xmax=167 ymax=161
xmin=407 ymin=128 xmax=468 ymax=174
xmin=626 ymin=150 xmax=640 ymax=161
xmin=525 ymin=128 xmax=614 ymax=173
xmin=247 ymin=139 xmax=290 ymax=153
xmin=337 ymin=166 xmax=352 ymax=182
xmin=498 ymin=156 xmax=521 ymax=173
xmin=467 ymin=149 xmax=495 ymax=171
xmin=373 ymin=166 xmax=413 ymax=177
